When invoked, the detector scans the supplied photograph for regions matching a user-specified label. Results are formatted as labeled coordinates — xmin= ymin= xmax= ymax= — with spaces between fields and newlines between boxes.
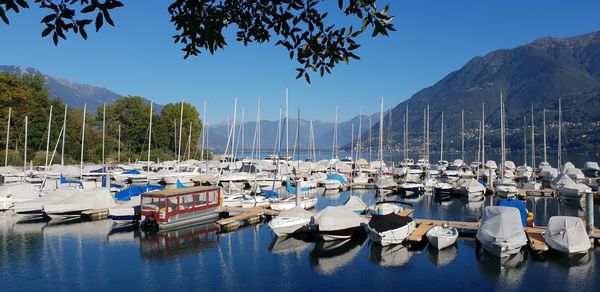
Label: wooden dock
xmin=81 ymin=208 xmax=109 ymax=220
xmin=524 ymin=227 xmax=548 ymax=252
xmin=217 ymin=207 xmax=279 ymax=231
xmin=407 ymin=221 xmax=435 ymax=242
xmin=516 ymin=188 xmax=555 ymax=198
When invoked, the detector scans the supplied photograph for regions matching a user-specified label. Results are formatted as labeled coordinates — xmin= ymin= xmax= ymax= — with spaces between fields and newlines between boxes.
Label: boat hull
xmin=366 ymin=221 xmax=416 ymax=246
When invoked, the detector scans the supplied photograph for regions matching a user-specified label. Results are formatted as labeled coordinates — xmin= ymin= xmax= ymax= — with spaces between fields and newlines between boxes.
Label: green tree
xmin=98 ymin=96 xmax=152 ymax=157
xmin=0 ymin=0 xmax=394 ymax=82
xmin=154 ymin=101 xmax=202 ymax=160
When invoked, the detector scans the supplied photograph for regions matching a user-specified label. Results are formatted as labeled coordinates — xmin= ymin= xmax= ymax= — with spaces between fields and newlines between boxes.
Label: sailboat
xmin=374 ymin=99 xmax=397 ymax=191
xmin=494 ymin=92 xmax=518 ymax=198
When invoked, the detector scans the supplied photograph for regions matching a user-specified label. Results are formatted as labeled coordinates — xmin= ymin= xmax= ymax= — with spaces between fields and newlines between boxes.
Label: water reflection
xmin=268 ymin=234 xmax=312 ymax=255
xmin=476 ymin=246 xmax=528 ymax=287
xmin=43 ymin=219 xmax=114 ymax=238
xmin=139 ymin=223 xmax=219 ymax=260
xmin=427 ymin=244 xmax=458 ymax=267
xmin=309 ymin=235 xmax=367 ymax=275
xmin=369 ymin=242 xmax=413 ymax=267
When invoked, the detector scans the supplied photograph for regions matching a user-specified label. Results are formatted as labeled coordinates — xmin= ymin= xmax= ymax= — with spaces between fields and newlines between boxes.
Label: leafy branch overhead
xmin=0 ymin=0 xmax=395 ymax=83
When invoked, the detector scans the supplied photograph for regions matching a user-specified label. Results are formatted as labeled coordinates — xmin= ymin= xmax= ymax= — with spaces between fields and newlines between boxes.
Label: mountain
xmin=0 ymin=65 xmax=158 ymax=112
xmin=207 ymin=115 xmax=373 ymax=151
xmin=366 ymin=31 xmax=600 ymax=153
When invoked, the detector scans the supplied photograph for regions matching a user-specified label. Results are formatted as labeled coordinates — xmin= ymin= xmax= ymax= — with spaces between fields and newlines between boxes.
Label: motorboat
xmin=583 ymin=161 xmax=599 ymax=178
xmin=433 ymin=182 xmax=454 ymax=201
xmin=322 ymin=173 xmax=346 ymax=190
xmin=374 ymin=175 xmax=396 ymax=190
xmin=366 ymin=212 xmax=416 ymax=246
xmin=398 ymin=182 xmax=424 ymax=196
xmin=460 ymin=178 xmax=486 ymax=202
xmin=269 ymin=196 xmax=317 ymax=211
xmin=268 ymin=206 xmax=313 ymax=237
xmin=43 ymin=188 xmax=116 ymax=219
xmin=553 ymin=174 xmax=591 ymax=200
xmin=221 ymin=192 xmax=245 ymax=207
xmin=368 ymin=201 xmax=408 ymax=215
xmin=0 ymin=182 xmax=40 ymax=210
xmin=426 ymin=224 xmax=459 ymax=250
xmin=12 ymin=188 xmax=78 ymax=216
xmin=310 ymin=206 xmax=366 ymax=241
xmin=476 ymin=206 xmax=527 ymax=257
xmin=544 ymin=216 xmax=591 ymax=255
xmin=494 ymin=177 xmax=518 ymax=198
xmin=343 ymin=196 xmax=368 ymax=214
xmin=241 ymin=194 xmax=271 ymax=208
xmin=109 ymin=196 xmax=141 ymax=225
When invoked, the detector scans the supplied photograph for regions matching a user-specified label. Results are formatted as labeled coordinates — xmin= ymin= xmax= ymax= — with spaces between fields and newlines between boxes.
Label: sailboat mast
xmin=102 ymin=103 xmax=106 ymax=166
xmin=358 ymin=109 xmax=362 ymax=160
xmin=285 ymin=88 xmax=289 ymax=158
xmin=423 ymin=108 xmax=426 ymax=159
xmin=369 ymin=117 xmax=372 ymax=163
xmin=148 ymin=101 xmax=153 ymax=171
xmin=45 ymin=105 xmax=53 ymax=169
xmin=543 ymin=108 xmax=547 ymax=163
xmin=440 ymin=112 xmax=444 ymax=162
xmin=558 ymin=98 xmax=562 ymax=171
xmin=531 ymin=105 xmax=535 ymax=168
xmin=23 ymin=116 xmax=27 ymax=171
xmin=80 ymin=104 xmax=86 ymax=179
xmin=274 ymin=108 xmax=281 ymax=155
xmin=351 ymin=124 xmax=354 ymax=161
xmin=5 ymin=107 xmax=11 ymax=167
xmin=178 ymin=101 xmax=184 ymax=163
xmin=379 ymin=98 xmax=384 ymax=169
xmin=523 ymin=116 xmax=527 ymax=166
xmin=117 ymin=124 xmax=121 ymax=163
xmin=461 ymin=109 xmax=464 ymax=160
xmin=200 ymin=99 xmax=207 ymax=162
xmin=477 ymin=120 xmax=481 ymax=180
xmin=482 ymin=102 xmax=485 ymax=164
xmin=61 ymin=106 xmax=67 ymax=166
xmin=500 ymin=93 xmax=505 ymax=179
xmin=427 ymin=105 xmax=430 ymax=162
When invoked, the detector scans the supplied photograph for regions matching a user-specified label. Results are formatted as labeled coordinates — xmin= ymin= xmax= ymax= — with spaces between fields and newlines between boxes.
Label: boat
xmin=108 ymin=196 xmax=141 ymax=225
xmin=497 ymin=197 xmax=530 ymax=226
xmin=139 ymin=186 xmax=221 ymax=230
xmin=114 ymin=184 xmax=164 ymax=201
xmin=426 ymin=224 xmax=459 ymax=250
xmin=366 ymin=212 xmax=416 ymax=246
xmin=268 ymin=206 xmax=313 ymax=237
xmin=476 ymin=206 xmax=527 ymax=257
xmin=269 ymin=195 xmax=317 ymax=211
xmin=368 ymin=201 xmax=409 ymax=215
xmin=544 ymin=216 xmax=591 ymax=255
xmin=322 ymin=173 xmax=346 ymax=190
xmin=460 ymin=178 xmax=486 ymax=201
xmin=43 ymin=188 xmax=116 ymax=219
xmin=310 ymin=206 xmax=366 ymax=241
xmin=0 ymin=182 xmax=39 ymax=210
xmin=221 ymin=192 xmax=245 ymax=207
xmin=494 ymin=177 xmax=518 ymax=198
xmin=398 ymin=181 xmax=425 ymax=196
xmin=433 ymin=182 xmax=453 ymax=201
xmin=343 ymin=195 xmax=368 ymax=214
xmin=12 ymin=188 xmax=78 ymax=217
xmin=583 ymin=161 xmax=599 ymax=178
xmin=553 ymin=174 xmax=591 ymax=200
xmin=374 ymin=175 xmax=396 ymax=190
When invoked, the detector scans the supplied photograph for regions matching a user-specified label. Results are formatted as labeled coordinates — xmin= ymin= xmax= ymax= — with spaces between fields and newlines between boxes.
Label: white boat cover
xmin=43 ymin=188 xmax=116 ymax=213
xmin=476 ymin=206 xmax=527 ymax=252
xmin=503 ymin=161 xmax=516 ymax=170
xmin=13 ymin=188 xmax=79 ymax=212
xmin=463 ymin=179 xmax=485 ymax=193
xmin=565 ymin=168 xmax=585 ymax=180
xmin=279 ymin=206 xmax=313 ymax=219
xmin=485 ymin=160 xmax=498 ymax=169
xmin=544 ymin=216 xmax=591 ymax=254
xmin=0 ymin=182 xmax=38 ymax=200
xmin=0 ymin=166 xmax=21 ymax=174
xmin=584 ymin=161 xmax=599 ymax=171
xmin=344 ymin=196 xmax=367 ymax=212
xmin=552 ymin=173 xmax=574 ymax=188
xmin=311 ymin=206 xmax=364 ymax=232
xmin=563 ymin=162 xmax=576 ymax=173
xmin=539 ymin=166 xmax=559 ymax=180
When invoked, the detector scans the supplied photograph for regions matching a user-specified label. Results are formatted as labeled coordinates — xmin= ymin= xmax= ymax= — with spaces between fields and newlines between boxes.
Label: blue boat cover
xmin=115 ymin=184 xmax=165 ymax=201
xmin=176 ymin=179 xmax=187 ymax=189
xmin=60 ymin=174 xmax=83 ymax=187
xmin=326 ymin=173 xmax=347 ymax=184
xmin=262 ymin=190 xmax=279 ymax=199
xmin=123 ymin=169 xmax=141 ymax=175
xmin=498 ymin=198 xmax=528 ymax=226
xmin=285 ymin=180 xmax=309 ymax=193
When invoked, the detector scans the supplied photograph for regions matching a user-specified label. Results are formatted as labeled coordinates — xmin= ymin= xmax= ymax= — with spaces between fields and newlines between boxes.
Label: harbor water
xmin=1 ymin=189 xmax=599 ymax=291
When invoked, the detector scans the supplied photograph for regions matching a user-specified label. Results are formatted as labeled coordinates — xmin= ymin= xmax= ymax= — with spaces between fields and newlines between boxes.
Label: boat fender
xmin=527 ymin=212 xmax=534 ymax=227
xmin=376 ymin=204 xmax=383 ymax=215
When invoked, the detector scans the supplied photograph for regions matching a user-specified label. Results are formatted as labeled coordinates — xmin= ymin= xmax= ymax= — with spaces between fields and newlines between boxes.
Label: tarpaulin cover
xmin=368 ymin=213 xmax=413 ymax=233
xmin=544 ymin=216 xmax=591 ymax=254
xmin=115 ymin=184 xmax=164 ymax=201
xmin=498 ymin=198 xmax=528 ymax=226
xmin=311 ymin=206 xmax=364 ymax=232
xmin=475 ymin=206 xmax=527 ymax=252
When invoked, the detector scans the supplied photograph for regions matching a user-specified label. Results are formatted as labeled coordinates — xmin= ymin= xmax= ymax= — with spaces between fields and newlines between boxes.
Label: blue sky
xmin=1 ymin=0 xmax=599 ymax=124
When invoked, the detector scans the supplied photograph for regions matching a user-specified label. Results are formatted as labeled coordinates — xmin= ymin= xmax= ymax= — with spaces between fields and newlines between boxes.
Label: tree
xmin=154 ymin=101 xmax=202 ymax=160
xmin=99 ymin=96 xmax=152 ymax=155
xmin=0 ymin=0 xmax=394 ymax=83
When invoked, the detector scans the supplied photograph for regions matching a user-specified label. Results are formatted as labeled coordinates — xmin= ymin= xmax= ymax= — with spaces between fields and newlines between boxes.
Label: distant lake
xmin=1 ymin=189 xmax=599 ymax=290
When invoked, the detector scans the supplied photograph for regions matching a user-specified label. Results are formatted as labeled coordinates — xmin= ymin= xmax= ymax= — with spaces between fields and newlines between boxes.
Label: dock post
xmin=586 ymin=190 xmax=594 ymax=235
xmin=295 ymin=180 xmax=301 ymax=207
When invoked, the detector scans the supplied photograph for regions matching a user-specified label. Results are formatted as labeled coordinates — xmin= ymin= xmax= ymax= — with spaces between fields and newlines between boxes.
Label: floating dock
xmin=217 ymin=207 xmax=279 ymax=231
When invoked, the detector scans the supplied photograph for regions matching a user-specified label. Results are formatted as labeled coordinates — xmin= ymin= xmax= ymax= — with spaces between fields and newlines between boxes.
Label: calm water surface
xmin=1 ymin=189 xmax=599 ymax=291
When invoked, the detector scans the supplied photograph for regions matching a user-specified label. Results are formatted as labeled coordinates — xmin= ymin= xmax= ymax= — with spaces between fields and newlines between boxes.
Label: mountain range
xmin=0 ymin=65 xmax=157 ymax=112
xmin=364 ymin=31 xmax=600 ymax=153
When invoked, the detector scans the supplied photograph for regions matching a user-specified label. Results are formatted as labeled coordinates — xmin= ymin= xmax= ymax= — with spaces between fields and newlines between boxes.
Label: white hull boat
xmin=366 ymin=213 xmax=416 ymax=246
xmin=426 ymin=225 xmax=459 ymax=250
xmin=544 ymin=216 xmax=591 ymax=255
xmin=311 ymin=206 xmax=366 ymax=241
xmin=268 ymin=207 xmax=313 ymax=237
xmin=476 ymin=206 xmax=527 ymax=257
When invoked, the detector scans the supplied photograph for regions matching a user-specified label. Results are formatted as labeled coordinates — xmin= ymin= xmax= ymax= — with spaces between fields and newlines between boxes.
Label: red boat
xmin=140 ymin=186 xmax=221 ymax=230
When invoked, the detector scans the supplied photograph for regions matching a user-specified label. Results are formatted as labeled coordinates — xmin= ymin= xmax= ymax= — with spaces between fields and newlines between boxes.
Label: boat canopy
xmin=544 ymin=216 xmax=591 ymax=254
xmin=343 ymin=196 xmax=367 ymax=213
xmin=115 ymin=184 xmax=164 ymax=201
xmin=326 ymin=173 xmax=347 ymax=184
xmin=311 ymin=206 xmax=364 ymax=232
xmin=279 ymin=206 xmax=313 ymax=219
xmin=584 ymin=161 xmax=599 ymax=171
xmin=123 ymin=169 xmax=142 ymax=175
xmin=367 ymin=213 xmax=413 ymax=233
xmin=476 ymin=206 xmax=527 ymax=252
